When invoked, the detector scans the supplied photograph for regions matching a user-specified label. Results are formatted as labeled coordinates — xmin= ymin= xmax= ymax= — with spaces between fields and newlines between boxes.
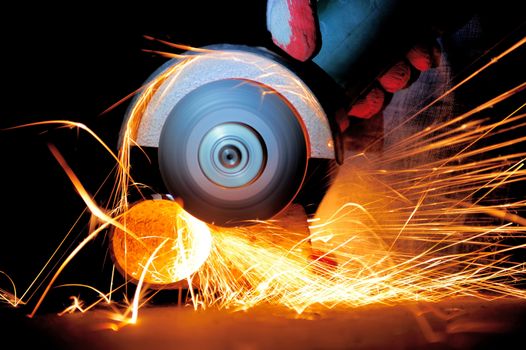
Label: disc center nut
xmin=198 ymin=122 xmax=266 ymax=188
xmin=219 ymin=145 xmax=242 ymax=168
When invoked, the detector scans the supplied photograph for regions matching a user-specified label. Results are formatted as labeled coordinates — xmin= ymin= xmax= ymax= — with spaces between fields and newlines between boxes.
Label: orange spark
xmin=2 ymin=36 xmax=525 ymax=331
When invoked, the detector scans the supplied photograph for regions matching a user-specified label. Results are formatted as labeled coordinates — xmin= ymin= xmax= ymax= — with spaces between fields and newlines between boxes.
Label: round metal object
xmin=110 ymin=198 xmax=212 ymax=288
xmin=158 ymin=79 xmax=308 ymax=226
xmin=198 ymin=122 xmax=265 ymax=188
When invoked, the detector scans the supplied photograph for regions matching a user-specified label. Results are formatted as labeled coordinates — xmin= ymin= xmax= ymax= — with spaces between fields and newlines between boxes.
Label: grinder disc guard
xmin=120 ymin=46 xmax=335 ymax=226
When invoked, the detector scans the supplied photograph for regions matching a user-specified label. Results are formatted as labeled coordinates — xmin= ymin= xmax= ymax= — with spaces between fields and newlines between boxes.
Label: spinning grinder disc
xmin=122 ymin=47 xmax=336 ymax=226
xmin=159 ymin=79 xmax=308 ymax=226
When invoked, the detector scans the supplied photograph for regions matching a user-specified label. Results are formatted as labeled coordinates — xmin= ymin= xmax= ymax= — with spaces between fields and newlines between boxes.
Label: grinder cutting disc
xmin=158 ymin=79 xmax=308 ymax=226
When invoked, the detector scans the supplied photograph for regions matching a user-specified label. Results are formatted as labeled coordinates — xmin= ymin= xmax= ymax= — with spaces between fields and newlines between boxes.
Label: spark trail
xmin=1 ymin=37 xmax=525 ymax=329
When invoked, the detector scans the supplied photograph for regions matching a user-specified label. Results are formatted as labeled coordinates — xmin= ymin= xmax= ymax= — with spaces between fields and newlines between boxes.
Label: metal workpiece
xmin=131 ymin=48 xmax=335 ymax=160
xmin=158 ymin=79 xmax=308 ymax=226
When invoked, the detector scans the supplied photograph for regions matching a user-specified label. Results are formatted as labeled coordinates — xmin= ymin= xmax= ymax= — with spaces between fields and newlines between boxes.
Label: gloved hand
xmin=266 ymin=0 xmax=441 ymax=131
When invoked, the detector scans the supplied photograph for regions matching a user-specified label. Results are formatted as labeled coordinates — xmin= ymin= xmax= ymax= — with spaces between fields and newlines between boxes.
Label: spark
xmin=143 ymin=35 xmax=216 ymax=53
xmin=56 ymin=284 xmax=112 ymax=304
xmin=28 ymin=144 xmax=147 ymax=317
xmin=1 ymin=35 xmax=525 ymax=335
xmin=3 ymin=120 xmax=128 ymax=177
xmin=129 ymin=239 xmax=169 ymax=324
xmin=364 ymin=36 xmax=526 ymax=153
xmin=0 ymin=271 xmax=21 ymax=307
xmin=58 ymin=296 xmax=86 ymax=316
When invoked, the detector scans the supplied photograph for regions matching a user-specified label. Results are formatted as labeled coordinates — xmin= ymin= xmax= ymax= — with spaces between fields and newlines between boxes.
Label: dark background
xmin=0 ymin=1 xmax=524 ymax=316
xmin=0 ymin=2 xmax=270 ymax=312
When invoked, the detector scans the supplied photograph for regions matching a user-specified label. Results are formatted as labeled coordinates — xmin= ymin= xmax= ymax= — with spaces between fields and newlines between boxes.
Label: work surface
xmin=3 ymin=297 xmax=524 ymax=349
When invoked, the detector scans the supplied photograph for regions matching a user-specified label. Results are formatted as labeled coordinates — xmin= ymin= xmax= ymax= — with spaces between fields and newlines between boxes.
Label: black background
xmin=0 ymin=2 xmax=270 ymax=310
xmin=0 ymin=1 xmax=525 ymax=316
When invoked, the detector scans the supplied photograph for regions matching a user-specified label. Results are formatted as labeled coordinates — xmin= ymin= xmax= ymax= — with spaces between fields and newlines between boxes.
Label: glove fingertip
xmin=267 ymin=0 xmax=318 ymax=61
xmin=347 ymin=88 xmax=385 ymax=119
xmin=406 ymin=45 xmax=432 ymax=71
xmin=378 ymin=61 xmax=412 ymax=93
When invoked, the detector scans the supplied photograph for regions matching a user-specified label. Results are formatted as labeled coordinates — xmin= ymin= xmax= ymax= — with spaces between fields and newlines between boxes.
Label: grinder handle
xmin=312 ymin=0 xmax=477 ymax=103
